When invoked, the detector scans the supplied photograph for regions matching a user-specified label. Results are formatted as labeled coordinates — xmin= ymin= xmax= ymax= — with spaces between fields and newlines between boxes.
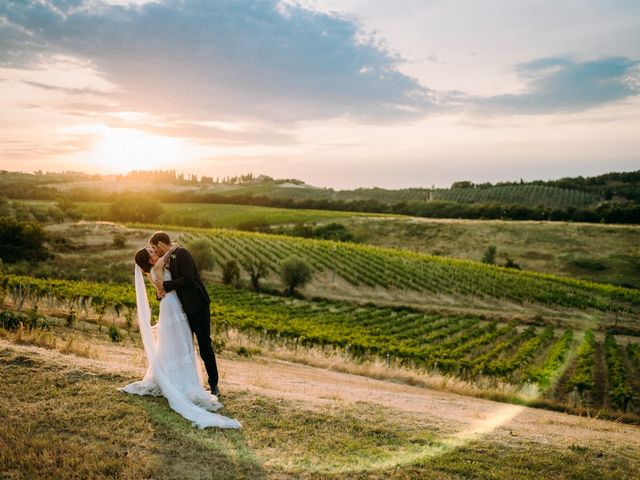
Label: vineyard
xmin=210 ymin=183 xmax=601 ymax=209
xmin=1 ymin=273 xmax=638 ymax=419
xmin=172 ymin=227 xmax=640 ymax=318
xmin=431 ymin=185 xmax=600 ymax=209
xmin=208 ymin=284 xmax=638 ymax=420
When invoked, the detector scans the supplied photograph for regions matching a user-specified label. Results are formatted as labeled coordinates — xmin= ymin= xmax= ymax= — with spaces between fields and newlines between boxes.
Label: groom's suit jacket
xmin=163 ymin=246 xmax=211 ymax=315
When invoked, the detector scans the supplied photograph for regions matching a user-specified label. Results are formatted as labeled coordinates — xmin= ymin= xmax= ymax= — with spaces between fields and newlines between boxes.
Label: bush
xmin=47 ymin=205 xmax=64 ymax=223
xmin=55 ymin=197 xmax=82 ymax=221
xmin=0 ymin=308 xmax=43 ymax=331
xmin=211 ymin=336 xmax=226 ymax=353
xmin=0 ymin=217 xmax=49 ymax=263
xmin=482 ymin=245 xmax=497 ymax=264
xmin=186 ymin=238 xmax=215 ymax=271
xmin=108 ymin=325 xmax=122 ymax=343
xmin=236 ymin=346 xmax=252 ymax=358
xmin=221 ymin=259 xmax=240 ymax=286
xmin=280 ymin=255 xmax=312 ymax=295
xmin=313 ymin=223 xmax=354 ymax=242
xmin=504 ymin=256 xmax=521 ymax=270
xmin=112 ymin=232 xmax=127 ymax=249
xmin=237 ymin=218 xmax=271 ymax=233
xmin=109 ymin=194 xmax=163 ymax=223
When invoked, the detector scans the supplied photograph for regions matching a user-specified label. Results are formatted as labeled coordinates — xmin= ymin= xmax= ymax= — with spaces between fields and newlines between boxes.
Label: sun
xmin=89 ymin=126 xmax=183 ymax=174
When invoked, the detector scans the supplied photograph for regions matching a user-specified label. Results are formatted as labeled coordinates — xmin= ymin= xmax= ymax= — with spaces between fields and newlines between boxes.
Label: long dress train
xmin=119 ymin=266 xmax=241 ymax=429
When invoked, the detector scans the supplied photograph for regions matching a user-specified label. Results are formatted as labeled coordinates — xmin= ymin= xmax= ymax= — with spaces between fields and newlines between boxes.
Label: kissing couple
xmin=119 ymin=231 xmax=241 ymax=429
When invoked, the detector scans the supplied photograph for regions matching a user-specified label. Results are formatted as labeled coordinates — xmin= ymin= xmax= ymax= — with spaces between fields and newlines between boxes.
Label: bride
xmin=119 ymin=244 xmax=241 ymax=429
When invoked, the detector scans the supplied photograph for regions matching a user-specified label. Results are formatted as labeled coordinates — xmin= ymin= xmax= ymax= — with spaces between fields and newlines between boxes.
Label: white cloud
xmin=0 ymin=0 xmax=436 ymax=123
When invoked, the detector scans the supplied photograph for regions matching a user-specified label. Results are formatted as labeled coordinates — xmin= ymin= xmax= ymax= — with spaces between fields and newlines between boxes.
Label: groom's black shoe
xmin=211 ymin=385 xmax=221 ymax=398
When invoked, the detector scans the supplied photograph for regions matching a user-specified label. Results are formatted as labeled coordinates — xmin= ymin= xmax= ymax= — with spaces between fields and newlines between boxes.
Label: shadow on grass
xmin=136 ymin=395 xmax=267 ymax=480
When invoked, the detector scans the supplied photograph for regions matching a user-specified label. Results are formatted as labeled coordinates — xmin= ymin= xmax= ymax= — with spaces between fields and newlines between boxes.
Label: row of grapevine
xmin=604 ymin=334 xmax=634 ymax=411
xmin=524 ymin=330 xmax=573 ymax=387
xmin=0 ymin=273 xmax=138 ymax=315
xmin=568 ymin=330 xmax=596 ymax=395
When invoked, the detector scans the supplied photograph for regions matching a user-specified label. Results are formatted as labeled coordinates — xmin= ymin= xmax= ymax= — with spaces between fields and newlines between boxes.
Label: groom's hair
xmin=150 ymin=231 xmax=171 ymax=246
xmin=134 ymin=248 xmax=152 ymax=273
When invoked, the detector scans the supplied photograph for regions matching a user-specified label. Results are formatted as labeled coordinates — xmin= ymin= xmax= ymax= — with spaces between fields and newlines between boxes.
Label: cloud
xmin=478 ymin=56 xmax=640 ymax=113
xmin=0 ymin=0 xmax=435 ymax=123
xmin=1 ymin=0 xmax=637 ymax=131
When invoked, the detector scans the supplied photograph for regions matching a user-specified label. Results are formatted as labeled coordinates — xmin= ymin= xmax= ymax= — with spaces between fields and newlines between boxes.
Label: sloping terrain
xmin=2 ymin=337 xmax=639 ymax=479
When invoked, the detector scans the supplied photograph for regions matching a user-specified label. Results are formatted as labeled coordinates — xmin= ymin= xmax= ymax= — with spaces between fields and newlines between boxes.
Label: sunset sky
xmin=1 ymin=0 xmax=639 ymax=188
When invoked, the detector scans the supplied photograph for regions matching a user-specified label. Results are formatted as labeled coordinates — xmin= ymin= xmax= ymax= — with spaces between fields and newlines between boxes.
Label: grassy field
xmin=2 ymin=325 xmax=639 ymax=479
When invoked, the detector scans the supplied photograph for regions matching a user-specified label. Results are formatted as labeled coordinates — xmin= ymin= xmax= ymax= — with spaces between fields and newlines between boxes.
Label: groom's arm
xmin=163 ymin=248 xmax=198 ymax=293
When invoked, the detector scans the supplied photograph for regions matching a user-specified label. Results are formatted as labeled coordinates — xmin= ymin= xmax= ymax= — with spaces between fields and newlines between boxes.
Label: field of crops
xmin=213 ymin=285 xmax=640 ymax=418
xmin=209 ymin=285 xmax=638 ymax=415
xmin=2 ymin=273 xmax=638 ymax=418
xmin=174 ymin=227 xmax=640 ymax=315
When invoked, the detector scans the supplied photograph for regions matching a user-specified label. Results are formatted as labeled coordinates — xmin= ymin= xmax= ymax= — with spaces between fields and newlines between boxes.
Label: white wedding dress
xmin=119 ymin=266 xmax=241 ymax=429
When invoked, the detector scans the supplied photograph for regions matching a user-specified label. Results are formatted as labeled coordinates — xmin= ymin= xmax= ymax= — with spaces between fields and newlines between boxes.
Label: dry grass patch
xmin=0 ymin=325 xmax=100 ymax=360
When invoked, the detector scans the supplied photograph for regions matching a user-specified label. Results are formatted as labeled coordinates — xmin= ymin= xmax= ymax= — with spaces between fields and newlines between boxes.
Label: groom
xmin=149 ymin=231 xmax=221 ymax=398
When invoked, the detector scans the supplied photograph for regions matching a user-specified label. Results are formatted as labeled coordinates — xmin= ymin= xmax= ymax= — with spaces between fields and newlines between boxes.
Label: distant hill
xmin=193 ymin=170 xmax=640 ymax=208
xmin=2 ymin=168 xmax=639 ymax=223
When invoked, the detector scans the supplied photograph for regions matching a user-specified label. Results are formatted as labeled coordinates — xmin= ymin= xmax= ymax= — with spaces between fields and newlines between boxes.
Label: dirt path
xmin=3 ymin=338 xmax=640 ymax=457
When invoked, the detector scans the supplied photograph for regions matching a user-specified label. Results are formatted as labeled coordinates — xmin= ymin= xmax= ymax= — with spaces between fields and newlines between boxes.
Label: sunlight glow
xmin=68 ymin=125 xmax=184 ymax=173
xmin=293 ymin=403 xmax=526 ymax=475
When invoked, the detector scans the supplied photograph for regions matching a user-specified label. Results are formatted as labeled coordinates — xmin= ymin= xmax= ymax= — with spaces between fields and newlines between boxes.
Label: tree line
xmin=3 ymin=169 xmax=640 ymax=224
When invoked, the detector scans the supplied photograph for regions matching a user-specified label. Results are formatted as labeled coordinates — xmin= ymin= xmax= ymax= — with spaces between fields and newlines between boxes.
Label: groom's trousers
xmin=186 ymin=306 xmax=219 ymax=389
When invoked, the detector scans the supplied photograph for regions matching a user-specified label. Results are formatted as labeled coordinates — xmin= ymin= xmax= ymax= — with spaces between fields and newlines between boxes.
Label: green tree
xmin=55 ymin=197 xmax=82 ymax=221
xmin=221 ymin=259 xmax=240 ymax=286
xmin=187 ymin=238 xmax=216 ymax=271
xmin=0 ymin=217 xmax=49 ymax=263
xmin=280 ymin=255 xmax=312 ymax=295
xmin=240 ymin=256 xmax=269 ymax=291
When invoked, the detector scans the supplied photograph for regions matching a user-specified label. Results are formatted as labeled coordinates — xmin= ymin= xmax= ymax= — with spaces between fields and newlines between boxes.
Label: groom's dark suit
xmin=162 ymin=246 xmax=219 ymax=390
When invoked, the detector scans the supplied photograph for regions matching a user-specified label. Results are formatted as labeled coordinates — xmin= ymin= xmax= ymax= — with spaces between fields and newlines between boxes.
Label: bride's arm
xmin=150 ymin=243 xmax=179 ymax=279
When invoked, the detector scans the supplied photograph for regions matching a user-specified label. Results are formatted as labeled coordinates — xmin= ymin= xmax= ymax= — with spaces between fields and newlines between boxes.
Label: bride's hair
xmin=134 ymin=248 xmax=152 ymax=274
